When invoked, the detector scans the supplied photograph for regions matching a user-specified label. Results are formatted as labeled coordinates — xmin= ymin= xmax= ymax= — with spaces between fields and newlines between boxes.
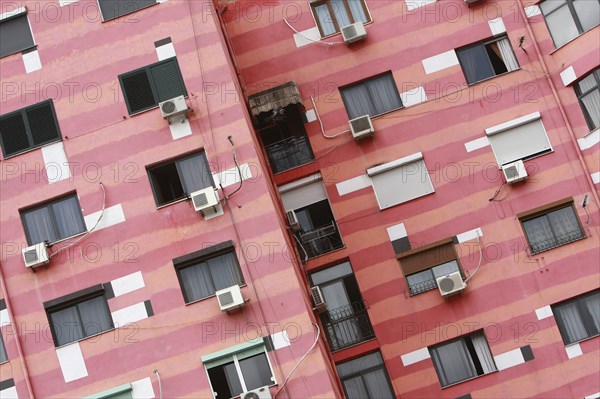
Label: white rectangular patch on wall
xmin=305 ymin=109 xmax=317 ymax=123
xmin=42 ymin=142 xmax=70 ymax=184
xmin=401 ymin=347 xmax=431 ymax=366
xmin=22 ymin=49 xmax=42 ymax=73
xmin=336 ymin=175 xmax=371 ymax=196
xmin=488 ymin=17 xmax=506 ymax=35
xmin=494 ymin=348 xmax=525 ymax=370
xmin=535 ymin=305 xmax=553 ymax=320
xmin=387 ymin=223 xmax=408 ymax=241
xmin=565 ymin=343 xmax=583 ymax=359
xmin=578 ymin=129 xmax=600 ymax=150
xmin=156 ymin=43 xmax=176 ymax=61
xmin=399 ymin=86 xmax=427 ymax=108
xmin=524 ymin=5 xmax=541 ymax=17
xmin=0 ymin=309 xmax=10 ymax=327
xmin=271 ymin=330 xmax=291 ymax=350
xmin=465 ymin=136 xmax=490 ymax=152
xmin=84 ymin=204 xmax=126 ymax=232
xmin=215 ymin=163 xmax=253 ymax=189
xmin=560 ymin=66 xmax=577 ymax=86
xmin=422 ymin=50 xmax=459 ymax=74
xmin=0 ymin=386 xmax=18 ymax=399
xmin=111 ymin=271 xmax=145 ymax=298
xmin=56 ymin=342 xmax=88 ymax=382
xmin=111 ymin=302 xmax=150 ymax=327
xmin=293 ymin=27 xmax=321 ymax=48
xmin=169 ymin=118 xmax=192 ymax=140
xmin=131 ymin=377 xmax=155 ymax=398
xmin=59 ymin=0 xmax=79 ymax=6
xmin=591 ymin=171 xmax=600 ymax=184
xmin=456 ymin=227 xmax=483 ymax=243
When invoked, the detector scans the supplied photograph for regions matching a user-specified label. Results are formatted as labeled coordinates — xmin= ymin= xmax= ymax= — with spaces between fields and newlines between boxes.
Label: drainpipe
xmin=0 ymin=265 xmax=35 ymax=398
xmin=515 ymin=0 xmax=600 ymax=209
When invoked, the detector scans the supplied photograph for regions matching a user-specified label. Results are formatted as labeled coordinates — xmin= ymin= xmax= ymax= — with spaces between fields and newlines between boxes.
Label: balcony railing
xmin=265 ymin=136 xmax=313 ymax=174
xmin=298 ymin=221 xmax=344 ymax=259
xmin=322 ymin=301 xmax=374 ymax=352
xmin=530 ymin=229 xmax=585 ymax=254
xmin=408 ymin=279 xmax=438 ymax=296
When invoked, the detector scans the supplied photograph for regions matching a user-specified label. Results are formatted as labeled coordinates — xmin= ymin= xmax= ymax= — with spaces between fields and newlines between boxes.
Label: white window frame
xmin=485 ymin=112 xmax=553 ymax=166
xmin=367 ymin=152 xmax=435 ymax=210
xmin=203 ymin=345 xmax=277 ymax=399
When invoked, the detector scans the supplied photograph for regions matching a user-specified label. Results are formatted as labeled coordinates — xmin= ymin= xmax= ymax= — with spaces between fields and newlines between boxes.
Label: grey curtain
xmin=431 ymin=339 xmax=476 ymax=386
xmin=331 ymin=0 xmax=351 ymax=28
xmin=343 ymin=84 xmax=377 ymax=119
xmin=51 ymin=307 xmax=84 ymax=346
xmin=471 ymin=332 xmax=497 ymax=374
xmin=347 ymin=0 xmax=368 ymax=23
xmin=208 ymin=252 xmax=242 ymax=291
xmin=180 ymin=252 xmax=242 ymax=302
xmin=522 ymin=217 xmax=555 ymax=250
xmin=0 ymin=333 xmax=7 ymax=363
xmin=24 ymin=207 xmax=57 ymax=244
xmin=178 ymin=154 xmax=213 ymax=195
xmin=578 ymin=73 xmax=600 ymax=129
xmin=556 ymin=302 xmax=589 ymax=343
xmin=342 ymin=74 xmax=401 ymax=119
xmin=52 ymin=197 xmax=86 ymax=239
xmin=582 ymin=292 xmax=600 ymax=334
xmin=337 ymin=352 xmax=394 ymax=398
xmin=79 ymin=296 xmax=112 ymax=333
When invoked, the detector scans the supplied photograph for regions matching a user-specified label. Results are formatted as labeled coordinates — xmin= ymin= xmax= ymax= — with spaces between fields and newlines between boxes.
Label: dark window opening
xmin=574 ymin=68 xmax=600 ymax=131
xmin=0 ymin=12 xmax=35 ymax=58
xmin=294 ymin=199 xmax=344 ymax=258
xmin=98 ymin=0 xmax=158 ymax=22
xmin=457 ymin=35 xmax=519 ymax=85
xmin=340 ymin=72 xmax=403 ymax=120
xmin=21 ymin=194 xmax=86 ymax=245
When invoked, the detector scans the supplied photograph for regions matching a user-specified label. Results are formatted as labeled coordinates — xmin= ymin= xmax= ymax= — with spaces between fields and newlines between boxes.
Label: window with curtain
xmin=98 ymin=0 xmax=158 ymax=21
xmin=574 ymin=68 xmax=600 ymax=131
xmin=175 ymin=244 xmax=244 ymax=303
xmin=0 ymin=333 xmax=7 ymax=363
xmin=0 ymin=99 xmax=62 ymax=158
xmin=340 ymin=72 xmax=403 ymax=120
xmin=44 ymin=285 xmax=113 ymax=347
xmin=552 ymin=290 xmax=599 ymax=345
xmin=456 ymin=35 xmax=519 ymax=85
xmin=398 ymin=239 xmax=461 ymax=296
xmin=336 ymin=351 xmax=395 ymax=399
xmin=205 ymin=346 xmax=274 ymax=398
xmin=147 ymin=151 xmax=213 ymax=207
xmin=540 ymin=0 xmax=600 ymax=48
xmin=430 ymin=331 xmax=497 ymax=387
xmin=310 ymin=0 xmax=371 ymax=37
xmin=520 ymin=202 xmax=584 ymax=254
xmin=0 ymin=8 xmax=35 ymax=59
xmin=21 ymin=194 xmax=86 ymax=245
xmin=118 ymin=57 xmax=187 ymax=115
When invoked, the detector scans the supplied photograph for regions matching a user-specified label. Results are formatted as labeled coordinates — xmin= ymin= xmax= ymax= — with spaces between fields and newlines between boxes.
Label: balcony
xmin=299 ymin=221 xmax=344 ymax=259
xmin=322 ymin=301 xmax=375 ymax=352
xmin=265 ymin=136 xmax=313 ymax=174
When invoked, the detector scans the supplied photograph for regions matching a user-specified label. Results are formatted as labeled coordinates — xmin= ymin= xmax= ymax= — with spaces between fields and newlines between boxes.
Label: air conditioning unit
xmin=349 ymin=115 xmax=374 ymax=140
xmin=159 ymin=95 xmax=188 ymax=122
xmin=310 ymin=286 xmax=327 ymax=313
xmin=286 ymin=210 xmax=300 ymax=232
xmin=341 ymin=22 xmax=367 ymax=44
xmin=501 ymin=160 xmax=528 ymax=184
xmin=23 ymin=243 xmax=49 ymax=269
xmin=241 ymin=386 xmax=273 ymax=399
xmin=216 ymin=285 xmax=245 ymax=312
xmin=436 ymin=271 xmax=466 ymax=297
xmin=190 ymin=187 xmax=220 ymax=213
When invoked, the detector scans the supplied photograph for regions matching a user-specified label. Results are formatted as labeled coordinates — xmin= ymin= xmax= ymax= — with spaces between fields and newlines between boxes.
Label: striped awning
xmin=248 ymin=81 xmax=303 ymax=118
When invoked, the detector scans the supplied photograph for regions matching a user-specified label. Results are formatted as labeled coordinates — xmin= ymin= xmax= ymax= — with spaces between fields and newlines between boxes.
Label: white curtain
xmin=547 ymin=207 xmax=582 ymax=242
xmin=367 ymin=75 xmax=402 ymax=115
xmin=578 ymin=72 xmax=600 ymax=129
xmin=178 ymin=154 xmax=213 ymax=195
xmin=556 ymin=302 xmax=589 ymax=343
xmin=342 ymin=84 xmax=377 ymax=119
xmin=522 ymin=217 xmax=555 ymax=251
xmin=52 ymin=197 xmax=86 ymax=239
xmin=24 ymin=207 xmax=57 ymax=244
xmin=471 ymin=333 xmax=497 ymax=374
xmin=497 ymin=38 xmax=519 ymax=71
xmin=347 ymin=0 xmax=368 ymax=23
xmin=314 ymin=4 xmax=336 ymax=36
xmin=331 ymin=0 xmax=351 ymax=28
xmin=582 ymin=293 xmax=600 ymax=334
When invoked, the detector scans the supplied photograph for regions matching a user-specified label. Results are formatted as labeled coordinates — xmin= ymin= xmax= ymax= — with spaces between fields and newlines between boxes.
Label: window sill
xmin=549 ymin=24 xmax=600 ymax=55
xmin=184 ymin=284 xmax=248 ymax=306
xmin=564 ymin=333 xmax=599 ymax=347
xmin=45 ymin=230 xmax=87 ymax=248
xmin=0 ymin=360 xmax=8 ymax=365
xmin=1 ymin=138 xmax=63 ymax=160
xmin=156 ymin=197 xmax=190 ymax=210
xmin=440 ymin=370 xmax=498 ymax=389
xmin=466 ymin=68 xmax=521 ymax=87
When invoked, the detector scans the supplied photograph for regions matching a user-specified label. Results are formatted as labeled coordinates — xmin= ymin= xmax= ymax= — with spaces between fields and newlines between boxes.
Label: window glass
xmin=22 ymin=194 xmax=86 ymax=245
xmin=575 ymin=70 xmax=600 ymax=131
xmin=457 ymin=36 xmax=519 ymax=85
xmin=521 ymin=204 xmax=583 ymax=254
xmin=541 ymin=0 xmax=600 ymax=47
xmin=336 ymin=352 xmax=394 ymax=399
xmin=0 ymin=333 xmax=7 ymax=363
xmin=545 ymin=6 xmax=580 ymax=46
xmin=207 ymin=361 xmax=243 ymax=399
xmin=311 ymin=0 xmax=371 ymax=36
xmin=553 ymin=290 xmax=600 ymax=345
xmin=238 ymin=353 xmax=273 ymax=391
xmin=341 ymin=72 xmax=403 ymax=120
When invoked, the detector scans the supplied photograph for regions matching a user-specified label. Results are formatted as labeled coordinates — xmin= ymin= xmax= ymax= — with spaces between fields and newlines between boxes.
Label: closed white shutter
xmin=279 ymin=176 xmax=327 ymax=211
xmin=487 ymin=118 xmax=552 ymax=165
xmin=369 ymin=157 xmax=434 ymax=210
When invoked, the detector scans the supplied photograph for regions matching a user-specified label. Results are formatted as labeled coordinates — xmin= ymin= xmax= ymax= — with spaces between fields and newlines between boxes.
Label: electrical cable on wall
xmin=154 ymin=370 xmax=163 ymax=399
xmin=464 ymin=232 xmax=483 ymax=284
xmin=221 ymin=135 xmax=243 ymax=199
xmin=49 ymin=182 xmax=107 ymax=259
xmin=274 ymin=323 xmax=321 ymax=398
xmin=282 ymin=18 xmax=344 ymax=46
xmin=311 ymin=96 xmax=351 ymax=139
xmin=488 ymin=181 xmax=506 ymax=202
xmin=293 ymin=234 xmax=309 ymax=263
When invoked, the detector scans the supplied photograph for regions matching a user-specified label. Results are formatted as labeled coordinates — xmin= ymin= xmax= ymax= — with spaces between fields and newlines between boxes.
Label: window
xmin=0 ymin=7 xmax=35 ymax=58
xmin=311 ymin=0 xmax=371 ymax=37
xmin=456 ymin=35 xmax=519 ymax=85
xmin=540 ymin=0 xmax=600 ymax=48
xmin=279 ymin=175 xmax=344 ymax=259
xmin=552 ymin=290 xmax=599 ymax=345
xmin=486 ymin=112 xmax=552 ymax=166
xmin=174 ymin=241 xmax=244 ymax=303
xmin=0 ymin=333 xmax=7 ymax=363
xmin=310 ymin=262 xmax=374 ymax=351
xmin=21 ymin=194 xmax=86 ymax=245
xmin=119 ymin=57 xmax=187 ymax=115
xmin=430 ymin=331 xmax=496 ymax=387
xmin=147 ymin=151 xmax=213 ymax=207
xmin=367 ymin=152 xmax=434 ymax=210
xmin=44 ymin=285 xmax=113 ymax=347
xmin=574 ymin=68 xmax=600 ymax=131
xmin=98 ymin=0 xmax=158 ymax=22
xmin=340 ymin=72 xmax=403 ymax=120
xmin=520 ymin=201 xmax=584 ymax=254
xmin=336 ymin=351 xmax=395 ymax=399
xmin=398 ymin=239 xmax=461 ymax=296
xmin=203 ymin=343 xmax=275 ymax=399
xmin=0 ymin=100 xmax=62 ymax=158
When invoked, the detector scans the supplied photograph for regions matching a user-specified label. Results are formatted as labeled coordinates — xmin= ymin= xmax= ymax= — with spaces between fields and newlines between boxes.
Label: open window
xmin=574 ymin=68 xmax=600 ymax=131
xmin=456 ymin=35 xmax=519 ymax=85
xmin=310 ymin=0 xmax=372 ymax=37
xmin=279 ymin=175 xmax=343 ymax=259
xmin=310 ymin=261 xmax=374 ymax=351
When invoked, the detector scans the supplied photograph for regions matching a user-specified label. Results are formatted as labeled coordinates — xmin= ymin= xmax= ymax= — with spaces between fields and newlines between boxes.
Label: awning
xmin=248 ymin=81 xmax=303 ymax=118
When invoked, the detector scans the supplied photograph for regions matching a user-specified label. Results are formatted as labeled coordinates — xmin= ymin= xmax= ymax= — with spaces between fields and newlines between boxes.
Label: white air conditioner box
xmin=159 ymin=95 xmax=188 ymax=122
xmin=501 ymin=160 xmax=528 ymax=184
xmin=190 ymin=187 xmax=220 ymax=213
xmin=241 ymin=386 xmax=273 ymax=399
xmin=436 ymin=271 xmax=466 ymax=297
xmin=216 ymin=285 xmax=245 ymax=312
xmin=341 ymin=22 xmax=367 ymax=44
xmin=310 ymin=286 xmax=327 ymax=313
xmin=349 ymin=115 xmax=374 ymax=140
xmin=23 ymin=243 xmax=49 ymax=269
xmin=286 ymin=210 xmax=301 ymax=232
